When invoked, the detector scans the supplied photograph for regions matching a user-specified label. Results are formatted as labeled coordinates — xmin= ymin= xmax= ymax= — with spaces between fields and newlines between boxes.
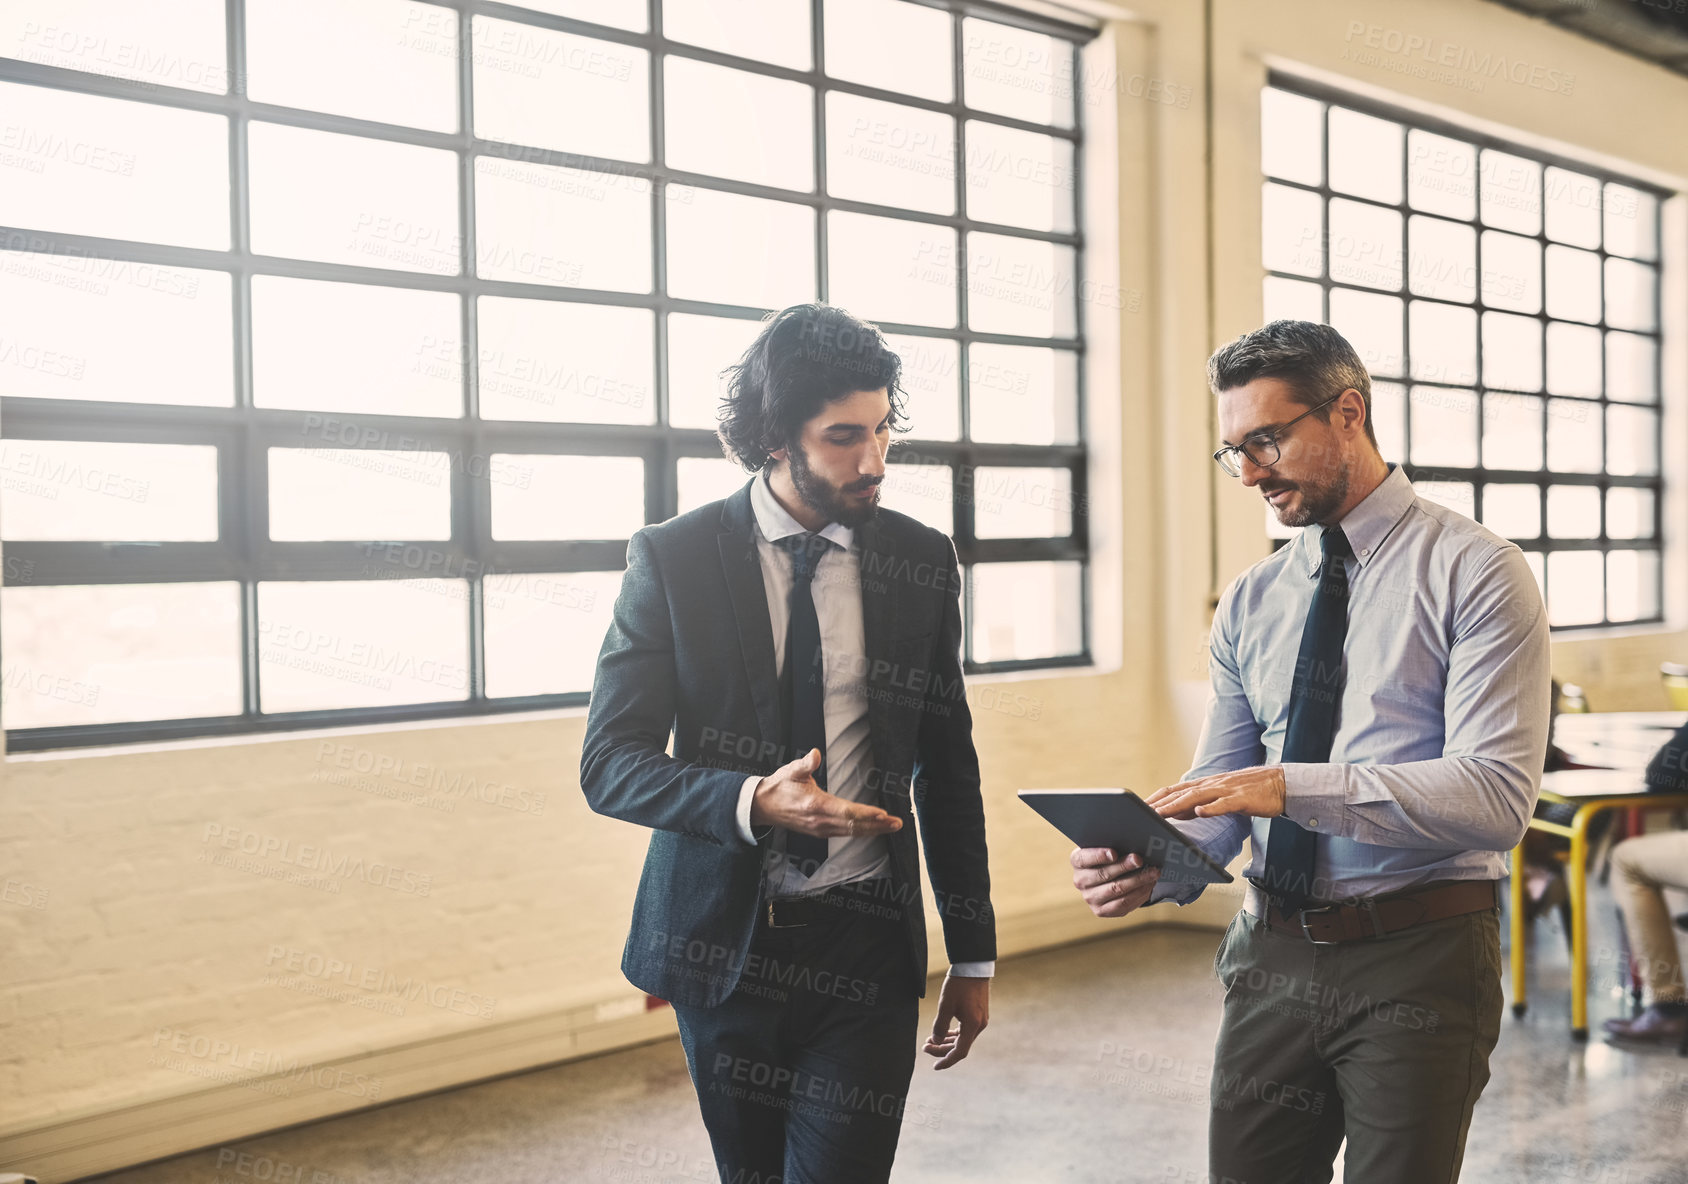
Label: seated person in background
xmin=1603 ymin=716 xmax=1688 ymax=1046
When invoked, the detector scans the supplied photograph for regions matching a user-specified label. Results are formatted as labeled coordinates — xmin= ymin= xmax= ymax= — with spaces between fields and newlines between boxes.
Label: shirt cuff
xmin=947 ymin=961 xmax=995 ymax=978
xmin=735 ymin=774 xmax=761 ymax=846
xmin=1277 ymin=762 xmax=1347 ymax=838
xmin=1147 ymin=876 xmax=1205 ymax=907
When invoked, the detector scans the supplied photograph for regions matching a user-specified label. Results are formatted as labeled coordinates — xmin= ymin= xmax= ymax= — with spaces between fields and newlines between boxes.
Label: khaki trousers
xmin=1611 ymin=831 xmax=1688 ymax=1005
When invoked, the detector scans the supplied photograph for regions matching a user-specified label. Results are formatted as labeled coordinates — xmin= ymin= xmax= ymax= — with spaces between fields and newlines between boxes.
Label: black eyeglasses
xmin=1211 ymin=392 xmax=1346 ymax=478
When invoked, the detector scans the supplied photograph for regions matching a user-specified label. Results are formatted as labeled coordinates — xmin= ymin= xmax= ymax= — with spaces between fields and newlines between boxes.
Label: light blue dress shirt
xmin=1152 ymin=462 xmax=1551 ymax=908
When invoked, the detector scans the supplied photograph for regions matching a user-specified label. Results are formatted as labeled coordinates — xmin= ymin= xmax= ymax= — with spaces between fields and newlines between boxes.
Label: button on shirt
xmin=1153 ymin=462 xmax=1551 ymax=907
xmin=734 ymin=475 xmax=993 ymax=976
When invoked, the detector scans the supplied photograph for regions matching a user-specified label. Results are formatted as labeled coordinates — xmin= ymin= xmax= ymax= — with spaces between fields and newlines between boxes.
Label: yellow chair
xmin=1662 ymin=662 xmax=1688 ymax=710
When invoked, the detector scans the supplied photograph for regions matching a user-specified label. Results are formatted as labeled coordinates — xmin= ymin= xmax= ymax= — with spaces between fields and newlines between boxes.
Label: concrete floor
xmin=89 ymin=889 xmax=1688 ymax=1184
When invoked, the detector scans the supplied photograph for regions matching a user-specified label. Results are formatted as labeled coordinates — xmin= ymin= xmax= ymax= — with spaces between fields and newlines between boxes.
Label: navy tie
xmin=777 ymin=532 xmax=834 ymax=876
xmin=1256 ymin=525 xmax=1353 ymax=913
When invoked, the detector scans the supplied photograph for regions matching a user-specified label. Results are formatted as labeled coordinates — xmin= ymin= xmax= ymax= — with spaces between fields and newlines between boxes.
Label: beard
xmin=1261 ymin=452 xmax=1351 ymax=528
xmin=785 ymin=439 xmax=881 ymax=528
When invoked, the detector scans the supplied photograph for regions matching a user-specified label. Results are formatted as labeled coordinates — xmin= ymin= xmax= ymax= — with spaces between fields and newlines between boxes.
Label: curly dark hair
xmin=716 ymin=304 xmax=908 ymax=471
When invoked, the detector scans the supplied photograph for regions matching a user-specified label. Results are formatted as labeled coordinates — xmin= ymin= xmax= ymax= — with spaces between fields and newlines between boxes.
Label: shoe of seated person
xmin=1602 ymin=1003 xmax=1688 ymax=1044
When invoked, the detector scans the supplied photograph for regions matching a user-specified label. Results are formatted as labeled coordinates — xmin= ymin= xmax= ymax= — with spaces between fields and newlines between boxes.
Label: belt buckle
xmin=1296 ymin=904 xmax=1340 ymax=945
xmin=765 ymin=899 xmax=806 ymax=930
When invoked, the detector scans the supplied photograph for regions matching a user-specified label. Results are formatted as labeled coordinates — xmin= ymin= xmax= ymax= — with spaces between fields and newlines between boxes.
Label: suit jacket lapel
xmin=718 ymin=483 xmax=784 ymax=749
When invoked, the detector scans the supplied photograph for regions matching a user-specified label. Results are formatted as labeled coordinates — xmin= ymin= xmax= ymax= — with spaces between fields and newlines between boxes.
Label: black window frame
xmin=1262 ymin=72 xmax=1668 ymax=631
xmin=0 ymin=0 xmax=1098 ymax=753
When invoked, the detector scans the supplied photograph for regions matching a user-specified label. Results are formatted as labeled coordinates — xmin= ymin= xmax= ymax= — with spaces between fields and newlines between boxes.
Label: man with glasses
xmin=1068 ymin=320 xmax=1550 ymax=1182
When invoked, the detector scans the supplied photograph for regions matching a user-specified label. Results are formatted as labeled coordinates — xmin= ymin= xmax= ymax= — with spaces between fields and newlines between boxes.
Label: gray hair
xmin=1206 ymin=319 xmax=1377 ymax=446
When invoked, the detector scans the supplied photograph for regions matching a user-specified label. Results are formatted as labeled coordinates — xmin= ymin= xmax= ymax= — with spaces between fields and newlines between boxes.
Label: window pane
xmin=477 ymin=298 xmax=653 ymax=424
xmin=1523 ymin=550 xmax=1546 ymax=603
xmin=1408 ymin=216 xmax=1476 ymax=303
xmin=884 ymin=334 xmax=960 ymax=440
xmin=1261 ymin=88 xmax=1322 ymax=186
xmin=0 ymin=582 xmax=241 ymax=728
xmin=249 ymin=122 xmax=457 ymax=273
xmin=967 ymin=343 xmax=1076 ymax=445
xmin=972 ymin=467 xmax=1072 ymax=538
xmin=665 ymin=58 xmax=813 ymax=191
xmin=1479 ymin=150 xmax=1541 ymax=234
xmin=676 ymin=456 xmax=748 ymax=515
xmin=1544 ymin=245 xmax=1601 ymax=324
xmin=0 ymin=252 xmax=233 ymax=406
xmin=1606 ymin=405 xmax=1659 ymax=478
xmin=246 ymin=0 xmax=458 ymax=132
xmin=1328 ymin=288 xmax=1402 ymax=378
xmin=0 ymin=441 xmax=217 ymax=540
xmin=1408 ymin=386 xmax=1477 ymax=468
xmin=501 ymin=0 xmax=645 ymax=31
xmin=966 ymin=232 xmax=1074 ymax=336
xmin=1545 ymin=399 xmax=1601 ymax=472
xmin=970 ymin=561 xmax=1082 ymax=663
xmin=483 ymin=570 xmax=621 ymax=697
xmin=0 ymin=0 xmax=227 ymax=93
xmin=1546 ymin=551 xmax=1602 ymax=627
xmin=1482 ymin=392 xmax=1542 ymax=471
xmin=257 ymin=580 xmax=469 ymax=711
xmin=879 ymin=459 xmax=952 ymax=536
xmin=1605 ymin=332 xmax=1657 ymax=403
xmin=1262 ymin=183 xmax=1323 ymax=278
xmin=1481 ymin=312 xmax=1542 ymax=392
xmin=666 ymin=0 xmax=808 ymax=67
xmin=1479 ymin=231 xmax=1541 ymax=314
xmin=1604 ymin=258 xmax=1657 ymax=333
xmin=1546 ymin=485 xmax=1600 ymax=539
xmin=826 ymin=94 xmax=955 ymax=215
xmin=1406 ymin=130 xmax=1475 ymax=219
xmin=1542 ymin=167 xmax=1601 ymax=248
xmin=1328 ymin=108 xmax=1402 ymax=205
xmin=827 ymin=0 xmax=951 ymax=103
xmin=471 ymin=17 xmax=649 ymax=162
xmin=490 ymin=454 xmax=644 ymax=540
xmin=965 ymin=121 xmax=1073 ymax=233
xmin=830 ymin=213 xmax=955 ymax=328
xmin=1603 ymin=183 xmax=1658 ymax=261
xmin=1607 ymin=550 xmax=1660 ymax=623
xmin=1371 ymin=382 xmax=1405 ymax=463
xmin=474 ymin=157 xmax=650 ymax=292
xmin=667 ymin=313 xmax=763 ymax=430
xmin=1414 ymin=480 xmax=1473 ymax=518
xmin=0 ymin=81 xmax=228 ymax=249
xmin=1328 ymin=199 xmax=1402 ymax=291
xmin=1480 ymin=484 xmax=1539 ymax=540
xmin=268 ymin=448 xmax=452 ymax=540
xmin=668 ymin=189 xmax=815 ymax=309
xmin=1264 ymin=276 xmax=1323 ymax=323
xmin=1544 ymin=322 xmax=1601 ymax=398
xmin=1606 ymin=487 xmax=1654 ymax=541
xmin=253 ymin=276 xmax=462 ymax=416
xmin=961 ymin=17 xmax=1072 ymax=127
xmin=1408 ymin=301 xmax=1476 ymax=387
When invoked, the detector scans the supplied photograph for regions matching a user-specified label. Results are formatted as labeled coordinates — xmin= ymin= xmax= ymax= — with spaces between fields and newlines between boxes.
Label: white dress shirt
xmin=735 ymin=474 xmax=992 ymax=978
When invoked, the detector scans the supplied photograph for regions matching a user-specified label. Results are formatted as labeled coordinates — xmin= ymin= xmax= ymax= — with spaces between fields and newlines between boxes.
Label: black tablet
xmin=1018 ymin=788 xmax=1235 ymax=884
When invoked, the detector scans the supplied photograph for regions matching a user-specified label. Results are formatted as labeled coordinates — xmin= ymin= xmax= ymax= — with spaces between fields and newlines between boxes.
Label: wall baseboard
xmin=1 ymin=904 xmax=1235 ymax=1184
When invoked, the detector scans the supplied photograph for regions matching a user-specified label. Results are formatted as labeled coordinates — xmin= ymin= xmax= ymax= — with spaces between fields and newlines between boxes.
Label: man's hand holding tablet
xmin=1070 ymin=848 xmax=1162 ymax=919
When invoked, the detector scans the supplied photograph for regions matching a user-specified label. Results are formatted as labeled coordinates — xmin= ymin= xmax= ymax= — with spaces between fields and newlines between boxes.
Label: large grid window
xmin=0 ymin=0 xmax=1094 ymax=751
xmin=1260 ymin=76 xmax=1665 ymax=630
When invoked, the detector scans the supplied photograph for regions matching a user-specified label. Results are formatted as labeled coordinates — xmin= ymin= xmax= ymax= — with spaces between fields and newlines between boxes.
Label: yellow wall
xmin=3 ymin=0 xmax=1686 ymax=1178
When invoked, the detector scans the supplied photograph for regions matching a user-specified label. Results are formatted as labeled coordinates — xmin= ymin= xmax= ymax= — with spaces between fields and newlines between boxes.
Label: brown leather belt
xmin=1251 ymin=879 xmax=1501 ymax=945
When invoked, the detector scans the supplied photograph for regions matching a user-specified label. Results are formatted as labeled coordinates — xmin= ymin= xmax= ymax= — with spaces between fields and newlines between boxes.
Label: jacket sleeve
xmin=912 ymin=536 xmax=996 ymax=963
xmin=578 ymin=528 xmax=756 ymax=847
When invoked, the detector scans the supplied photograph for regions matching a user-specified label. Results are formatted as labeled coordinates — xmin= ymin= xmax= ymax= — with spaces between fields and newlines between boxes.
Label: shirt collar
xmin=750 ymin=470 xmax=855 ymax=551
xmin=1298 ymin=462 xmax=1416 ymax=577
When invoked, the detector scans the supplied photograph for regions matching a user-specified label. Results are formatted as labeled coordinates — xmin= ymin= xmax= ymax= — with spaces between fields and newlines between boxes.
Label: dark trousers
xmin=1207 ymin=901 xmax=1504 ymax=1184
xmin=672 ymin=882 xmax=923 ymax=1184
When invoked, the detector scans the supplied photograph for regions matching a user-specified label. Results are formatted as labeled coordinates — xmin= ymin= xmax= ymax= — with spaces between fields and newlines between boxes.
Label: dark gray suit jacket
xmin=579 ymin=479 xmax=995 ymax=1008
